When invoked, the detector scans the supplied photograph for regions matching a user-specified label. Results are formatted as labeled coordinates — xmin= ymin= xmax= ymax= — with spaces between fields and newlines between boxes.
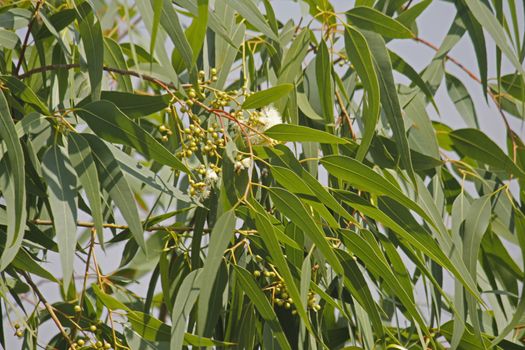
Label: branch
xmin=414 ymin=36 xmax=514 ymax=133
xmin=30 ymin=219 xmax=211 ymax=233
xmin=14 ymin=0 xmax=44 ymax=76
xmin=414 ymin=37 xmax=482 ymax=84
xmin=22 ymin=271 xmax=74 ymax=346
xmin=18 ymin=64 xmax=179 ymax=91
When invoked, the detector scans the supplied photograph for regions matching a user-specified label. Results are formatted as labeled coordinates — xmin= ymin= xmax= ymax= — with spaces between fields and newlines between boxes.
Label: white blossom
xmin=240 ymin=157 xmax=253 ymax=169
xmin=204 ymin=168 xmax=219 ymax=185
xmin=234 ymin=161 xmax=244 ymax=172
xmin=259 ymin=106 xmax=282 ymax=130
xmin=198 ymin=188 xmax=211 ymax=201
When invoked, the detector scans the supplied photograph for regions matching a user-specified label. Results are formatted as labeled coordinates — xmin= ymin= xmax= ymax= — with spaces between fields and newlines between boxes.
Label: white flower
xmin=234 ymin=161 xmax=244 ymax=172
xmin=259 ymin=106 xmax=282 ymax=131
xmin=198 ymin=188 xmax=211 ymax=201
xmin=204 ymin=168 xmax=219 ymax=185
xmin=240 ymin=157 xmax=252 ymax=169
xmin=234 ymin=158 xmax=253 ymax=172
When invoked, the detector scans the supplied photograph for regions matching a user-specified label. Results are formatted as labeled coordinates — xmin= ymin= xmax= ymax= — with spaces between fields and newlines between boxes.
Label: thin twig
xmin=414 ymin=37 xmax=481 ymax=84
xmin=18 ymin=63 xmax=177 ymax=90
xmin=14 ymin=0 xmax=44 ymax=76
xmin=30 ymin=219 xmax=211 ymax=233
xmin=22 ymin=271 xmax=74 ymax=346
xmin=414 ymin=36 xmax=516 ymax=142
xmin=335 ymin=89 xmax=356 ymax=139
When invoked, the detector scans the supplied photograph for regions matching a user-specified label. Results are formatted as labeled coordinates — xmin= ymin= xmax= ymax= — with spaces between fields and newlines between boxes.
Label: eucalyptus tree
xmin=0 ymin=0 xmax=524 ymax=349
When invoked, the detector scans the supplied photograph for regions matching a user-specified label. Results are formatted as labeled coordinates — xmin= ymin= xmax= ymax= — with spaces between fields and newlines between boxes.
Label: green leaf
xmin=251 ymin=206 xmax=313 ymax=334
xmin=388 ymin=51 xmax=438 ymax=113
xmin=0 ymin=29 xmax=19 ymax=49
xmin=316 ymin=40 xmax=334 ymax=122
xmin=269 ymin=187 xmax=344 ymax=275
xmin=197 ymin=210 xmax=236 ymax=335
xmin=11 ymin=248 xmax=59 ymax=283
xmin=445 ymin=74 xmax=479 ymax=128
xmin=226 ymin=0 xmax=279 ymax=42
xmin=0 ymin=90 xmax=26 ymax=271
xmin=94 ymin=285 xmax=231 ymax=347
xmin=275 ymin=30 xmax=310 ymax=112
xmin=242 ymin=84 xmax=294 ymax=110
xmin=158 ymin=0 xmax=194 ymax=71
xmin=264 ymin=124 xmax=349 ymax=144
xmin=78 ymin=11 xmax=103 ymax=101
xmin=362 ymin=31 xmax=416 ymax=185
xmin=233 ymin=266 xmax=292 ymax=350
xmin=333 ymin=190 xmax=480 ymax=302
xmin=340 ymin=230 xmax=427 ymax=332
xmin=0 ymin=76 xmax=50 ymax=115
xmin=321 ymin=155 xmax=432 ymax=224
xmin=269 ymin=166 xmax=338 ymax=228
xmin=186 ymin=0 xmax=209 ymax=61
xmin=336 ymin=249 xmax=385 ymax=339
xmin=463 ymin=0 xmax=525 ymax=76
xmin=347 ymin=7 xmax=413 ymax=39
xmin=149 ymin=0 xmax=163 ymax=61
xmin=297 ymin=92 xmax=324 ymax=121
xmin=103 ymin=38 xmax=133 ymax=93
xmin=67 ymin=133 xmax=104 ymax=247
xmin=463 ymin=195 xmax=493 ymax=339
xmin=82 ymin=91 xmax=170 ymax=118
xmin=42 ymin=145 xmax=78 ymax=289
xmin=344 ymin=26 xmax=380 ymax=161
xmin=396 ymin=0 xmax=432 ymax=27
xmin=449 ymin=128 xmax=525 ymax=179
xmin=76 ymin=100 xmax=190 ymax=173
xmin=171 ymin=270 xmax=200 ymax=350
xmin=82 ymin=134 xmax=145 ymax=252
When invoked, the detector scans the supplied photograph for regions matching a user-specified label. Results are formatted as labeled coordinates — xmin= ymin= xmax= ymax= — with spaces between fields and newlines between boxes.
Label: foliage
xmin=0 ymin=0 xmax=524 ymax=349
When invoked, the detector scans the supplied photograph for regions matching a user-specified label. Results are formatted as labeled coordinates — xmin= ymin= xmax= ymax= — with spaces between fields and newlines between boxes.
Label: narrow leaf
xmin=0 ymin=90 xmax=26 ymax=270
xmin=242 ymin=84 xmax=294 ymax=110
xmin=42 ymin=145 xmax=78 ymax=288
xmin=76 ymin=101 xmax=190 ymax=173
xmin=347 ymin=6 xmax=413 ymax=39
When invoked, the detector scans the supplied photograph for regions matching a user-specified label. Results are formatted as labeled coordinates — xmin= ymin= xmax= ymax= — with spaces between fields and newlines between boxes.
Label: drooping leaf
xmin=0 ymin=90 xmax=26 ymax=271
xmin=242 ymin=84 xmax=294 ymax=110
xmin=77 ymin=9 xmax=103 ymax=101
xmin=67 ymin=133 xmax=104 ymax=246
xmin=344 ymin=26 xmax=380 ymax=161
xmin=445 ymin=74 xmax=479 ymax=128
xmin=449 ymin=128 xmax=525 ymax=179
xmin=269 ymin=187 xmax=344 ymax=275
xmin=362 ymin=30 xmax=416 ymax=186
xmin=316 ymin=40 xmax=334 ymax=122
xmin=264 ymin=124 xmax=350 ymax=144
xmin=226 ymin=0 xmax=279 ymax=42
xmin=0 ymin=76 xmax=50 ymax=115
xmin=463 ymin=0 xmax=525 ymax=76
xmin=321 ymin=155 xmax=432 ymax=224
xmin=42 ymin=145 xmax=78 ymax=289
xmin=233 ymin=266 xmax=292 ymax=350
xmin=103 ymin=38 xmax=133 ymax=93
xmin=157 ymin=0 xmax=194 ymax=71
xmin=81 ymin=91 xmax=170 ymax=118
xmin=76 ymin=101 xmax=190 ymax=173
xmin=82 ymin=134 xmax=146 ymax=252
xmin=347 ymin=6 xmax=413 ymax=39
xmin=197 ymin=210 xmax=236 ymax=335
